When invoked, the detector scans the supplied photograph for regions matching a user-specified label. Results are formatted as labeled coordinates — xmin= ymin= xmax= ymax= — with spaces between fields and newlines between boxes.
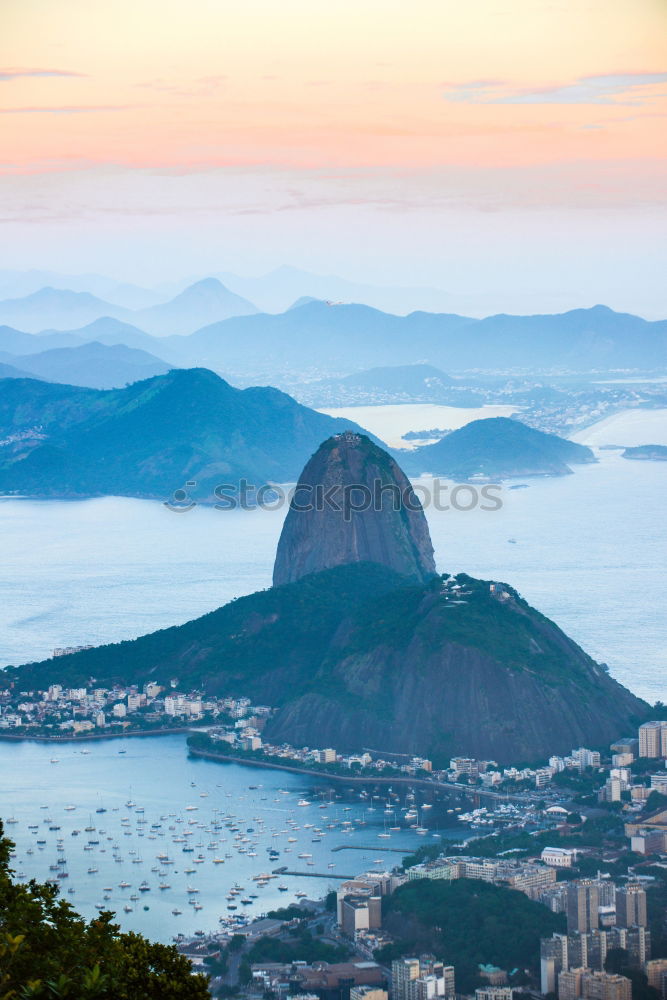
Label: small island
xmin=621 ymin=444 xmax=667 ymax=461
xmin=401 ymin=416 xmax=596 ymax=480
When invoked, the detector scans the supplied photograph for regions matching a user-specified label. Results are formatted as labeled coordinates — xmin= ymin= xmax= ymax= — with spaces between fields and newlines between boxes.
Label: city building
xmin=581 ymin=971 xmax=632 ymax=1000
xmin=392 ymin=959 xmax=421 ymax=1000
xmin=391 ymin=958 xmax=454 ymax=1000
xmin=340 ymin=895 xmax=382 ymax=938
xmin=558 ymin=968 xmax=585 ymax=1000
xmin=567 ymin=882 xmax=600 ymax=934
xmin=614 ymin=884 xmax=647 ymax=928
xmin=541 ymin=934 xmax=569 ymax=994
xmin=350 ymin=988 xmax=388 ymax=1000
xmin=474 ymin=988 xmax=512 ymax=1000
xmin=646 ymin=960 xmax=667 ymax=1000
xmin=542 ymin=847 xmax=577 ymax=868
xmin=638 ymin=721 xmax=667 ymax=759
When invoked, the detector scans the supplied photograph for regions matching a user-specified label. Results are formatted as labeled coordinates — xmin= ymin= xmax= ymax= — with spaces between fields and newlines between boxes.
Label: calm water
xmin=0 ymin=735 xmax=462 ymax=943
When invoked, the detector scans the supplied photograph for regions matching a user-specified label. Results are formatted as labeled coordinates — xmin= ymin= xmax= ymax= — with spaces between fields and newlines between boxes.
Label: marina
xmin=0 ymin=734 xmax=464 ymax=944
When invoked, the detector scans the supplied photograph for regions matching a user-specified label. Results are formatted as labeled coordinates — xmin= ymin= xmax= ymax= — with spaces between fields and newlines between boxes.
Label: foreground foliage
xmin=0 ymin=821 xmax=209 ymax=999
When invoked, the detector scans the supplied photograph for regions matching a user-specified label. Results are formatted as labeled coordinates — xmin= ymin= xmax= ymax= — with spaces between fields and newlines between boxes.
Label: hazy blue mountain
xmin=0 ymin=321 xmax=162 ymax=358
xmin=339 ymin=363 xmax=456 ymax=390
xmin=163 ymin=301 xmax=667 ymax=373
xmin=38 ymin=317 xmax=164 ymax=354
xmin=0 ymin=278 xmax=258 ymax=337
xmin=215 ymin=265 xmax=478 ymax=315
xmin=0 ymin=368 xmax=379 ymax=499
xmin=287 ymin=295 xmax=322 ymax=309
xmin=402 ymin=416 xmax=596 ymax=479
xmin=0 ymin=325 xmax=89 ymax=355
xmin=1 ymin=341 xmax=171 ymax=389
xmin=163 ymin=300 xmax=472 ymax=372
xmin=0 ymin=360 xmax=40 ymax=380
xmin=9 ymin=293 xmax=665 ymax=374
xmin=297 ymin=363 xmax=485 ymax=407
xmin=127 ymin=277 xmax=258 ymax=336
xmin=0 ymin=288 xmax=122 ymax=333
xmin=0 ymin=269 xmax=165 ymax=309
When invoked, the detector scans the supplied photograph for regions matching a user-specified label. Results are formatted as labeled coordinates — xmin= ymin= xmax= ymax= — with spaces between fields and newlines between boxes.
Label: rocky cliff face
xmin=273 ymin=432 xmax=436 ymax=586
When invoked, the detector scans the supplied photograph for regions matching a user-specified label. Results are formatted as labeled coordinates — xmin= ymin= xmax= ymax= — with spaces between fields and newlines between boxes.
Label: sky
xmin=0 ymin=0 xmax=666 ymax=315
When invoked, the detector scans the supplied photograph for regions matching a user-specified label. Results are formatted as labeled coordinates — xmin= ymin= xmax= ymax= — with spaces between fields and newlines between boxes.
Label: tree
xmin=0 ymin=819 xmax=209 ymax=999
xmin=605 ymin=947 xmax=630 ymax=974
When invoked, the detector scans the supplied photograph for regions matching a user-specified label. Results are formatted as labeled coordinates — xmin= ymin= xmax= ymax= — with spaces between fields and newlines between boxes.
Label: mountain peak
xmin=273 ymin=432 xmax=436 ymax=587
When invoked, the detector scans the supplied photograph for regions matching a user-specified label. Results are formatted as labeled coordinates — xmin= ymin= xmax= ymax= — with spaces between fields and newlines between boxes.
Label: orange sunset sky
xmin=1 ymin=0 xmax=666 ymax=314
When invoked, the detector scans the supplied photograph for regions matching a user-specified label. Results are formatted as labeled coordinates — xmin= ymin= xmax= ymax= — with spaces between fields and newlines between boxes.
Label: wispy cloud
xmin=0 ymin=105 xmax=132 ymax=114
xmin=443 ymin=73 xmax=667 ymax=106
xmin=0 ymin=68 xmax=86 ymax=81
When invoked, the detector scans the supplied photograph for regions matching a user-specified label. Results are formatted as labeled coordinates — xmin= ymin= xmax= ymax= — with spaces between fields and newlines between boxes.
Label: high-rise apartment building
xmin=567 ymin=881 xmax=600 ymax=933
xmin=638 ymin=721 xmax=667 ymax=758
xmin=615 ymin=885 xmax=647 ymax=928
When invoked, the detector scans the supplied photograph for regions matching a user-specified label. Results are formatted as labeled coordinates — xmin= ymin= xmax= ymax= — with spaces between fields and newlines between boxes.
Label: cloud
xmin=443 ymin=72 xmax=667 ymax=106
xmin=0 ymin=105 xmax=132 ymax=114
xmin=0 ymin=68 xmax=86 ymax=81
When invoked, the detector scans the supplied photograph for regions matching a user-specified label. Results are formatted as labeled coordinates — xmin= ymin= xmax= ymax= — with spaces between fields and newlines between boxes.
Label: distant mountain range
xmin=402 ymin=417 xmax=596 ymax=479
xmin=164 ymin=301 xmax=666 ymax=373
xmin=0 ymin=318 xmax=172 ymax=356
xmin=1 ymin=292 xmax=665 ymax=375
xmin=0 ymin=265 xmax=491 ymax=316
xmin=0 ymin=369 xmax=378 ymax=499
xmin=0 ymin=268 xmax=167 ymax=309
xmin=0 ymin=341 xmax=171 ymax=389
xmin=0 ymin=278 xmax=257 ymax=335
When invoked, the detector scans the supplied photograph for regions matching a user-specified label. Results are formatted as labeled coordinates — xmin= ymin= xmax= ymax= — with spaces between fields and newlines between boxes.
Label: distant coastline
xmin=186 ymin=745 xmax=525 ymax=803
xmin=0 ymin=726 xmax=192 ymax=744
